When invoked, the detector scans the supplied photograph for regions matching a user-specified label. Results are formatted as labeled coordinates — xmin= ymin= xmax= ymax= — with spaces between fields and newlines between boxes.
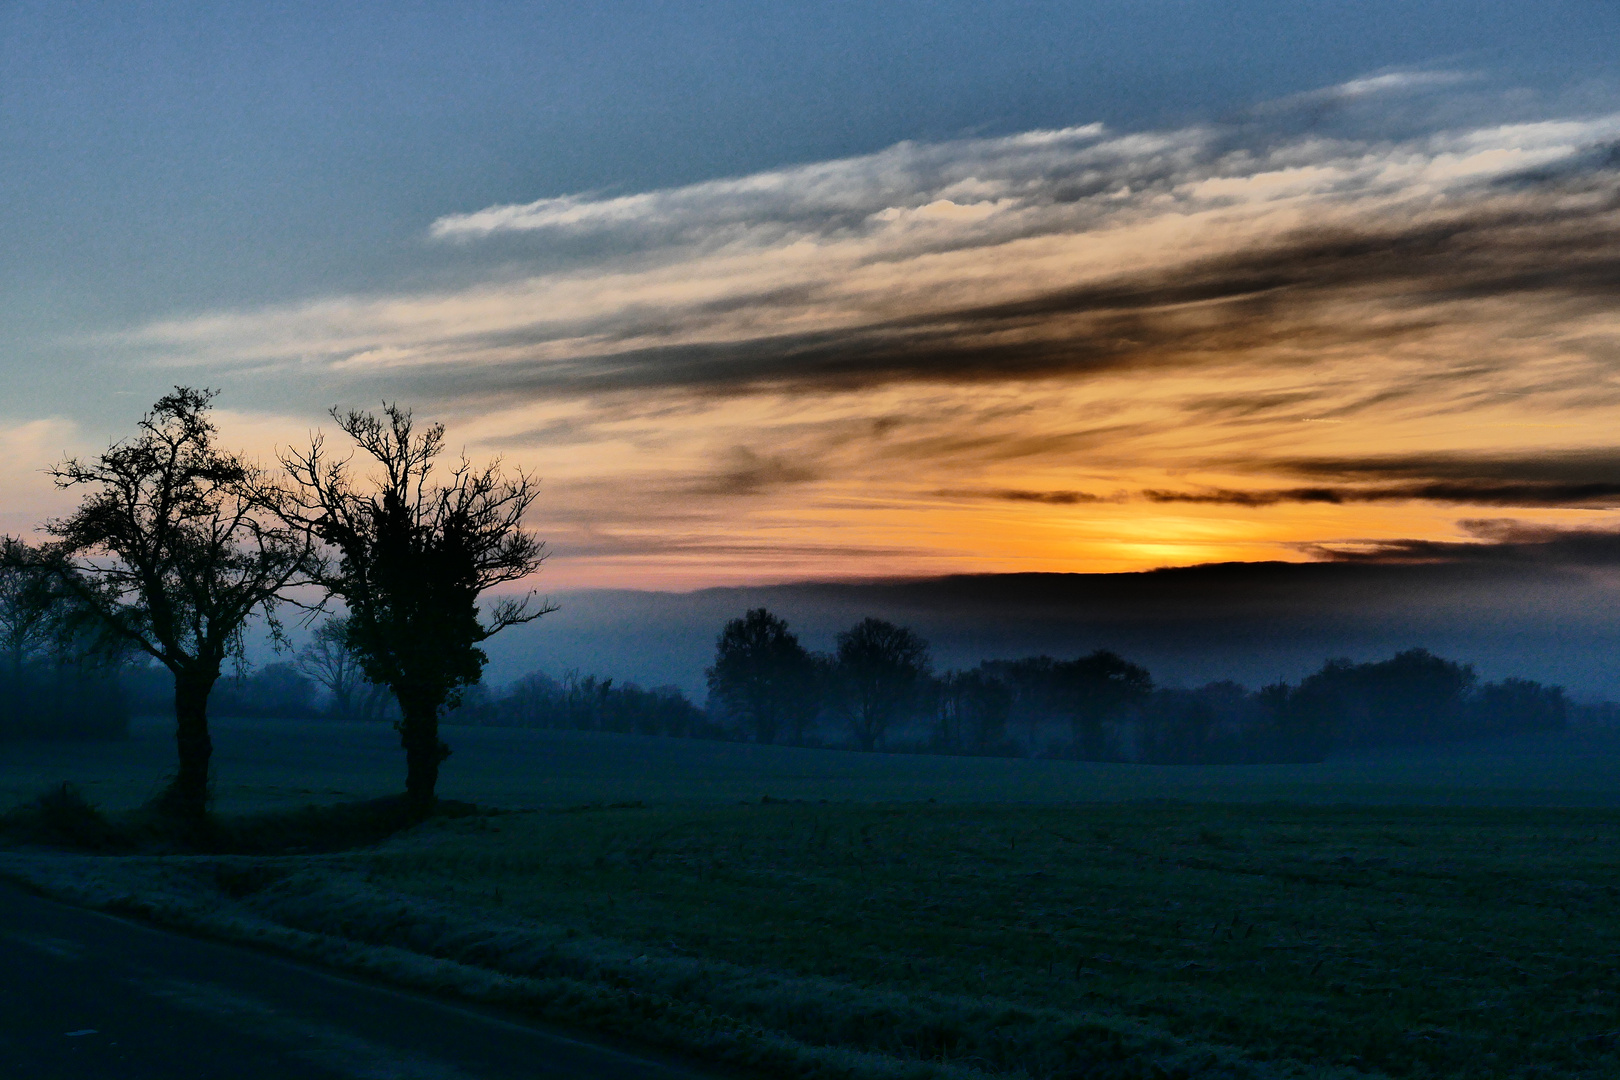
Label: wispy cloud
xmin=94 ymin=75 xmax=1620 ymax=583
xmin=686 ymin=446 xmax=820 ymax=497
xmin=429 ymin=123 xmax=1108 ymax=242
xmin=1143 ymin=482 xmax=1620 ymax=508
xmin=933 ymin=488 xmax=1112 ymax=505
xmin=124 ymin=97 xmax=1620 ymax=399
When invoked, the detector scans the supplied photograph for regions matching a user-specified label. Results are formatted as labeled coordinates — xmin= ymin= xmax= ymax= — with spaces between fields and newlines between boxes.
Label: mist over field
xmin=488 ymin=557 xmax=1620 ymax=700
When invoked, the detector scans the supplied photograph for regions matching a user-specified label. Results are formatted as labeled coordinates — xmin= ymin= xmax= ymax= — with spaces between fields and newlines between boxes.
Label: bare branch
xmin=277 ymin=402 xmax=552 ymax=805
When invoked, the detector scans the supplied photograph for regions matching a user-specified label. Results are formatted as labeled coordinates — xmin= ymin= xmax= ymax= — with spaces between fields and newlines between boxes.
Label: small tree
xmin=282 ymin=404 xmax=551 ymax=810
xmin=211 ymin=661 xmax=319 ymax=718
xmin=706 ymin=608 xmax=819 ymax=744
xmin=23 ymin=388 xmax=309 ymax=819
xmin=835 ymin=617 xmax=929 ymax=751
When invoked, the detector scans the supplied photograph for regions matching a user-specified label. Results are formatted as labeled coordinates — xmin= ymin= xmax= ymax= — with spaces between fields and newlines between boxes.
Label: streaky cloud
xmin=1270 ymin=449 xmax=1620 ymax=487
xmin=91 ymin=79 xmax=1620 ymax=584
xmin=933 ymin=488 xmax=1112 ymax=505
xmin=1297 ymin=522 xmax=1620 ymax=565
xmin=430 ymin=123 xmax=1111 ymax=240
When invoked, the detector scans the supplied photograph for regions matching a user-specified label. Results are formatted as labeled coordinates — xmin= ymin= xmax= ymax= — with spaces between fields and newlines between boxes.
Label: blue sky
xmin=6 ymin=2 xmax=1613 ymax=341
xmin=4 ymin=2 xmax=1620 ymax=588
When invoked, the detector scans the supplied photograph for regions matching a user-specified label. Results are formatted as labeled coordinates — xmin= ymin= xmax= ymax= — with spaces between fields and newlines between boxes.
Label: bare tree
xmin=281 ymin=404 xmax=552 ymax=810
xmin=296 ymin=615 xmax=389 ymax=721
xmin=22 ymin=388 xmax=311 ymax=820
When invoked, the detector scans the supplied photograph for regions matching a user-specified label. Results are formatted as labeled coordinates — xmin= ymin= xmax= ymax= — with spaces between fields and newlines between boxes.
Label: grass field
xmin=327 ymin=800 xmax=1620 ymax=1078
xmin=5 ymin=719 xmax=1620 ymax=1078
xmin=7 ymin=716 xmax=1620 ymax=813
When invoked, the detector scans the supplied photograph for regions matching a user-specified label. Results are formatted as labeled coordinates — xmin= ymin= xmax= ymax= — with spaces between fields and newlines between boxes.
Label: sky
xmin=4 ymin=2 xmax=1620 ymax=592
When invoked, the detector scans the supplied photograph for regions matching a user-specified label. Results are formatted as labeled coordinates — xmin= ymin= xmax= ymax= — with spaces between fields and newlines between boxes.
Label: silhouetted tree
xmin=934 ymin=667 xmax=1012 ymax=754
xmin=1255 ymin=680 xmax=1334 ymax=762
xmin=463 ymin=669 xmax=702 ymax=736
xmin=0 ymin=543 xmax=129 ymax=741
xmin=16 ymin=388 xmax=308 ymax=819
xmin=1054 ymin=650 xmax=1152 ymax=759
xmin=980 ymin=655 xmax=1063 ymax=751
xmin=1471 ymin=677 xmax=1567 ymax=735
xmin=210 ymin=661 xmax=319 ymax=718
xmin=0 ymin=539 xmax=61 ymax=679
xmin=498 ymin=670 xmax=564 ymax=727
xmin=706 ymin=608 xmax=819 ymax=744
xmin=281 ymin=404 xmax=551 ymax=811
xmin=835 ymin=618 xmax=929 ymax=751
xmin=1137 ymin=680 xmax=1262 ymax=764
xmin=1297 ymin=649 xmax=1474 ymax=747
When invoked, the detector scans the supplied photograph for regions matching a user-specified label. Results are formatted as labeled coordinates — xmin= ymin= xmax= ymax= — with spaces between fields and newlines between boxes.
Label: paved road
xmin=0 ymin=882 xmax=710 ymax=1079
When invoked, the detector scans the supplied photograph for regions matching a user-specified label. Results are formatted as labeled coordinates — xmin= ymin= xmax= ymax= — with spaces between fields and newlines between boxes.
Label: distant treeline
xmin=0 ymin=556 xmax=128 ymax=740
xmin=0 ymin=590 xmax=1598 ymax=763
xmin=426 ymin=611 xmax=1581 ymax=765
xmin=0 ymin=654 xmax=127 ymax=741
xmin=447 ymin=672 xmax=716 ymax=738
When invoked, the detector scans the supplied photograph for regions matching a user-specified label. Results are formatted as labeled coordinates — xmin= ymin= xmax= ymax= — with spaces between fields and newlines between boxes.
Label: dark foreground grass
xmin=0 ymin=783 xmax=466 ymax=855
xmin=326 ymin=800 xmax=1620 ymax=1079
xmin=5 ymin=793 xmax=1620 ymax=1077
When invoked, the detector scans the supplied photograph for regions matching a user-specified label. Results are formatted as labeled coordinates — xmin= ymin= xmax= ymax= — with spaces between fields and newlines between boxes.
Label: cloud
xmin=1095 ymin=448 xmax=1620 ymax=509
xmin=933 ymin=488 xmax=1111 ymax=505
xmin=1334 ymin=71 xmax=1474 ymax=99
xmin=0 ymin=417 xmax=87 ymax=533
xmin=1246 ymin=70 xmax=1477 ymax=123
xmin=687 ymin=446 xmax=819 ymax=497
xmin=1142 ymin=482 xmax=1620 ymax=508
xmin=86 ymin=78 xmax=1620 ymax=586
xmin=121 ymin=101 xmax=1620 ymax=406
xmin=1272 ymin=448 xmax=1620 ymax=485
xmin=428 ymin=124 xmax=1111 ymax=240
xmin=933 ymin=472 xmax=1620 ymax=510
xmin=143 ymin=179 xmax=1620 ymax=416
xmin=1296 ymin=521 xmax=1620 ymax=565
xmin=426 ymin=73 xmax=1534 ymax=252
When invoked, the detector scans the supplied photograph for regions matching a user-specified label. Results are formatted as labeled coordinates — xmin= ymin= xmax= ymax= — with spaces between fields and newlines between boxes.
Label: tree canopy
xmin=24 ymin=387 xmax=310 ymax=818
xmin=281 ymin=403 xmax=551 ymax=808
xmin=706 ymin=608 xmax=818 ymax=744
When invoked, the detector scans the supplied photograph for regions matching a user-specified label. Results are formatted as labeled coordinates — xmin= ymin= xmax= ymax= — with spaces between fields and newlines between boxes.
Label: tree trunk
xmin=397 ymin=690 xmax=449 ymax=813
xmin=854 ymin=706 xmax=879 ymax=752
xmin=163 ymin=669 xmax=216 ymax=821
